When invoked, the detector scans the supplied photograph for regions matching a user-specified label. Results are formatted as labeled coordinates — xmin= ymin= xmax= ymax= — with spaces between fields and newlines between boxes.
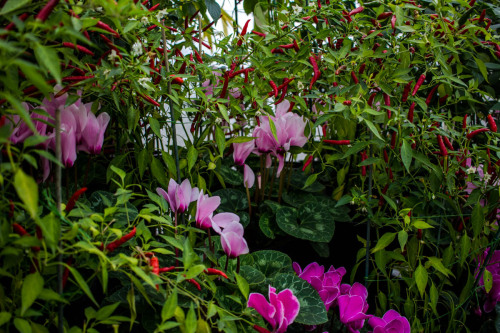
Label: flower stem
xmin=278 ymin=172 xmax=284 ymax=204
xmin=245 ymin=185 xmax=252 ymax=218
xmin=225 ymin=255 xmax=229 ymax=271
xmin=236 ymin=256 xmax=241 ymax=274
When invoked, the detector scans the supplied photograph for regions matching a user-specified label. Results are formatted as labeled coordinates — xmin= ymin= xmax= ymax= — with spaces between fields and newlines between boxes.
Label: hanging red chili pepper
xmin=194 ymin=49 xmax=203 ymax=63
xmin=186 ymin=279 xmax=201 ymax=291
xmin=436 ymin=135 xmax=448 ymax=156
xmin=351 ymin=71 xmax=359 ymax=84
xmin=390 ymin=132 xmax=397 ymax=149
xmin=462 ymin=114 xmax=468 ymax=129
xmin=487 ymin=114 xmax=497 ymax=132
xmin=349 ymin=6 xmax=364 ymax=16
xmin=96 ymin=21 xmax=120 ymax=38
xmin=383 ymin=150 xmax=389 ymax=163
xmin=358 ymin=63 xmax=366 ymax=75
xmin=443 ymin=136 xmax=454 ymax=151
xmin=309 ymin=55 xmax=321 ymax=89
xmin=377 ymin=12 xmax=393 ymax=20
xmin=62 ymin=42 xmax=94 ymax=56
xmin=360 ymin=151 xmax=367 ymax=176
xmin=302 ymin=155 xmax=313 ymax=172
xmin=268 ymin=80 xmax=278 ymax=98
xmin=150 ymin=256 xmax=160 ymax=275
xmin=368 ymin=92 xmax=376 ymax=107
xmin=159 ymin=266 xmax=176 ymax=273
xmin=204 ymin=268 xmax=228 ymax=279
xmin=467 ymin=128 xmax=490 ymax=140
xmin=425 ymin=85 xmax=439 ymax=106
xmin=439 ymin=95 xmax=448 ymax=105
xmin=139 ymin=93 xmax=161 ymax=107
xmin=36 ymin=0 xmax=59 ymax=22
xmin=412 ymin=74 xmax=426 ymax=96
xmin=252 ymin=30 xmax=266 ymax=37
xmin=402 ymin=81 xmax=412 ymax=102
xmin=237 ymin=19 xmax=251 ymax=46
xmin=322 ymin=123 xmax=328 ymax=137
xmin=219 ymin=72 xmax=230 ymax=98
xmin=408 ymin=102 xmax=415 ymax=123
xmin=275 ymin=85 xmax=288 ymax=104
xmin=65 ymin=187 xmax=88 ymax=212
xmin=106 ymin=227 xmax=137 ymax=252
xmin=479 ymin=9 xmax=486 ymax=23
xmin=391 ymin=15 xmax=397 ymax=30
xmin=323 ymin=139 xmax=350 ymax=145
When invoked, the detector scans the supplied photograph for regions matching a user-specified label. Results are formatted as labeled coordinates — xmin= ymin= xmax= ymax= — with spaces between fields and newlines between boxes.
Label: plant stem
xmin=278 ymin=171 xmax=284 ymax=204
xmin=245 ymin=185 xmax=252 ymax=218
xmin=236 ymin=256 xmax=240 ymax=274
xmin=55 ymin=107 xmax=64 ymax=333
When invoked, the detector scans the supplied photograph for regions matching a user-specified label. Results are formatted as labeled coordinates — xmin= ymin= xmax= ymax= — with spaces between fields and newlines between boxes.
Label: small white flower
xmin=484 ymin=173 xmax=492 ymax=184
xmin=141 ymin=16 xmax=149 ymax=26
xmin=103 ymin=69 xmax=110 ymax=76
xmin=466 ymin=166 xmax=477 ymax=175
xmin=131 ymin=41 xmax=143 ymax=57
xmin=215 ymin=117 xmax=222 ymax=124
xmin=432 ymin=194 xmax=436 ymax=200
xmin=107 ymin=49 xmax=119 ymax=62
xmin=297 ymin=81 xmax=304 ymax=90
xmin=350 ymin=200 xmax=355 ymax=205
xmin=95 ymin=7 xmax=103 ymax=12
xmin=128 ymin=18 xmax=137 ymax=21
xmin=138 ymin=77 xmax=151 ymax=89
xmin=156 ymin=9 xmax=168 ymax=22
xmin=361 ymin=207 xmax=367 ymax=213
xmin=281 ymin=10 xmax=289 ymax=15
xmin=255 ymin=110 xmax=262 ymax=116
xmin=292 ymin=5 xmax=302 ymax=15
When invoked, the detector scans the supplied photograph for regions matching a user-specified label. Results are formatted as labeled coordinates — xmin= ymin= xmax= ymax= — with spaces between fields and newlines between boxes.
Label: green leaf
xmin=303 ymin=173 xmax=318 ymax=189
xmin=0 ymin=312 xmax=11 ymax=327
xmin=484 ymin=269 xmax=493 ymax=293
xmin=66 ymin=265 xmax=99 ymax=306
xmin=0 ymin=0 xmax=30 ymax=15
xmin=110 ymin=165 xmax=126 ymax=183
xmin=234 ymin=272 xmax=249 ymax=299
xmin=243 ymin=0 xmax=258 ymax=14
xmin=251 ymin=250 xmax=292 ymax=278
xmin=371 ymin=232 xmax=396 ymax=253
xmin=212 ymin=188 xmax=247 ymax=212
xmin=363 ymin=118 xmax=383 ymax=140
xmin=411 ymin=220 xmax=434 ymax=229
xmin=398 ymin=230 xmax=408 ymax=252
xmin=474 ymin=57 xmax=489 ymax=83
xmin=162 ymin=151 xmax=177 ymax=180
xmin=13 ymin=318 xmax=31 ymax=333
xmin=15 ymin=60 xmax=52 ymax=95
xmin=151 ymin=157 xmax=168 ymax=188
xmin=259 ymin=212 xmax=275 ymax=239
xmin=184 ymin=265 xmax=206 ymax=280
xmin=205 ymin=0 xmax=221 ymax=24
xmin=185 ymin=305 xmax=197 ymax=333
xmin=218 ymin=103 xmax=230 ymax=124
xmin=215 ymin=125 xmax=225 ymax=156
xmin=460 ymin=234 xmax=471 ymax=266
xmin=37 ymin=213 xmax=60 ymax=252
xmin=427 ymin=257 xmax=454 ymax=278
xmin=430 ymin=283 xmax=438 ymax=314
xmin=239 ymin=265 xmax=266 ymax=285
xmin=14 ymin=169 xmax=38 ymax=219
xmin=415 ymin=264 xmax=428 ymax=297
xmin=268 ymin=116 xmax=279 ymax=143
xmin=161 ymin=288 xmax=178 ymax=322
xmin=149 ymin=117 xmax=162 ymax=139
xmin=138 ymin=149 xmax=149 ymax=179
xmin=276 ymin=203 xmax=335 ymax=242
xmin=24 ymin=135 xmax=50 ymax=148
xmin=187 ymin=146 xmax=197 ymax=173
xmin=272 ymin=273 xmax=328 ymax=325
xmin=21 ymin=272 xmax=44 ymax=316
xmin=34 ymin=44 xmax=61 ymax=84
xmin=471 ymin=202 xmax=484 ymax=238
xmin=401 ymin=139 xmax=412 ymax=172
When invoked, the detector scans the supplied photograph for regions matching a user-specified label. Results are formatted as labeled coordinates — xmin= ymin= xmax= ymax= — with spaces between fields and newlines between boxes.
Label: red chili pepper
xmin=287 ymin=101 xmax=296 ymax=113
xmin=62 ymin=257 xmax=73 ymax=289
xmin=274 ymin=85 xmax=288 ymax=104
xmin=96 ymin=21 xmax=120 ymax=38
xmin=425 ymin=85 xmax=439 ymax=106
xmin=150 ymin=256 xmax=159 ymax=275
xmin=479 ymin=9 xmax=486 ymax=23
xmin=322 ymin=124 xmax=328 ymax=137
xmin=159 ymin=266 xmax=176 ymax=273
xmin=293 ymin=39 xmax=300 ymax=52
xmin=438 ymin=94 xmax=448 ymax=105
xmin=402 ymin=81 xmax=412 ymax=103
xmin=3 ymin=13 xmax=29 ymax=33
xmin=253 ymin=325 xmax=272 ymax=333
xmin=186 ymin=279 xmax=201 ymax=291
xmin=148 ymin=3 xmax=160 ymax=11
xmin=219 ymin=72 xmax=230 ymax=99
xmin=343 ymin=100 xmax=352 ymax=106
xmin=377 ymin=12 xmax=393 ymax=20
xmin=62 ymin=42 xmax=94 ymax=56
xmin=467 ymin=128 xmax=490 ymax=140
xmin=277 ymin=78 xmax=294 ymax=91
xmin=204 ymin=268 xmax=229 ymax=279
xmin=302 ymin=155 xmax=313 ymax=171
xmin=192 ymin=37 xmax=211 ymax=50
xmin=194 ymin=49 xmax=203 ymax=63
xmin=408 ymin=102 xmax=415 ymax=123
xmin=378 ymin=184 xmax=389 ymax=206
xmin=391 ymin=15 xmax=397 ymax=30
xmin=8 ymin=199 xmax=14 ymax=218
xmin=436 ymin=135 xmax=448 ymax=156
xmin=169 ymin=75 xmax=183 ymax=85
xmin=65 ymin=187 xmax=88 ymax=212
xmin=106 ymin=227 xmax=137 ymax=252
xmin=359 ymin=63 xmax=366 ymax=74
xmin=463 ymin=114 xmax=468 ymax=129
xmin=252 ymin=30 xmax=266 ymax=37
xmin=323 ymin=139 xmax=350 ymax=145
xmin=237 ymin=19 xmax=251 ymax=46
xmin=412 ymin=74 xmax=426 ymax=96
xmin=279 ymin=43 xmax=295 ymax=50
xmin=12 ymin=223 xmax=29 ymax=236
xmin=62 ymin=76 xmax=95 ymax=83
xmin=351 ymin=71 xmax=359 ymax=84
xmin=387 ymin=167 xmax=394 ymax=180
xmin=36 ymin=0 xmax=59 ymax=22
xmin=487 ymin=114 xmax=497 ymax=132
xmin=372 ymin=43 xmax=381 ymax=51
xmin=268 ymin=80 xmax=278 ymax=98
xmin=383 ymin=149 xmax=389 ymax=163
xmin=360 ymin=151 xmax=367 ymax=176
xmin=139 ymin=94 xmax=160 ymax=107
xmin=368 ymin=92 xmax=376 ymax=107
xmin=469 ymin=0 xmax=476 ymax=6
xmin=309 ymin=55 xmax=321 ymax=89
xmin=349 ymin=6 xmax=364 ymax=16
xmin=390 ymin=132 xmax=397 ymax=149
xmin=443 ymin=136 xmax=454 ymax=151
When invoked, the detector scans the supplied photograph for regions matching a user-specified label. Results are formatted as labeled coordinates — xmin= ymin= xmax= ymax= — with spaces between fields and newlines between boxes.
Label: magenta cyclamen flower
xmin=253 ymin=100 xmax=308 ymax=176
xmin=293 ymin=262 xmax=346 ymax=311
xmin=247 ymin=285 xmax=300 ymax=333
xmin=338 ymin=283 xmax=370 ymax=333
xmin=195 ymin=190 xmax=220 ymax=230
xmin=233 ymin=140 xmax=255 ymax=166
xmin=156 ymin=178 xmax=199 ymax=213
xmin=244 ymin=164 xmax=255 ymax=188
xmin=219 ymin=221 xmax=249 ymax=258
xmin=368 ymin=309 xmax=410 ymax=333
xmin=475 ymin=248 xmax=500 ymax=313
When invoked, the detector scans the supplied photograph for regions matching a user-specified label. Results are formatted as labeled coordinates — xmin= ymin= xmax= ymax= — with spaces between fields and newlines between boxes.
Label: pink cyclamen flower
xmin=247 ymin=285 xmax=300 ymax=333
xmin=211 ymin=212 xmax=240 ymax=234
xmin=156 ymin=178 xmax=199 ymax=213
xmin=254 ymin=100 xmax=308 ymax=176
xmin=233 ymin=140 xmax=255 ymax=166
xmin=195 ymin=190 xmax=220 ymax=230
xmin=338 ymin=283 xmax=370 ymax=333
xmin=80 ymin=108 xmax=110 ymax=154
xmin=219 ymin=221 xmax=249 ymax=258
xmin=293 ymin=262 xmax=346 ymax=311
xmin=244 ymin=164 xmax=255 ymax=188
xmin=475 ymin=248 xmax=500 ymax=313
xmin=368 ymin=309 xmax=410 ymax=333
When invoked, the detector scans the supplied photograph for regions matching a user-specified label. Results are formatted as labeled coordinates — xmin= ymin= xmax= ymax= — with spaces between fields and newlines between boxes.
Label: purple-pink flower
xmin=247 ymin=285 xmax=300 ymax=333
xmin=233 ymin=140 xmax=255 ymax=166
xmin=219 ymin=220 xmax=249 ymax=258
xmin=338 ymin=283 xmax=370 ymax=333
xmin=368 ymin=309 xmax=410 ymax=333
xmin=195 ymin=190 xmax=220 ymax=230
xmin=253 ymin=100 xmax=308 ymax=176
xmin=475 ymin=248 xmax=500 ymax=313
xmin=244 ymin=164 xmax=255 ymax=188
xmin=156 ymin=178 xmax=199 ymax=214
xmin=293 ymin=262 xmax=346 ymax=311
